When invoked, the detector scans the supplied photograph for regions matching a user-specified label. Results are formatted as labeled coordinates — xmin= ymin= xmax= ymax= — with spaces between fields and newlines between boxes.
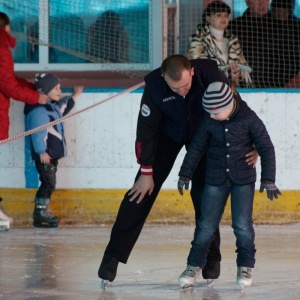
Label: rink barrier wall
xmin=1 ymin=89 xmax=300 ymax=191
xmin=0 ymin=188 xmax=299 ymax=227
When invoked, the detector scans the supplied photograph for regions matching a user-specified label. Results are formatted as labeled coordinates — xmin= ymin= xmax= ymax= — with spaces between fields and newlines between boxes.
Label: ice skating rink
xmin=0 ymin=224 xmax=300 ymax=300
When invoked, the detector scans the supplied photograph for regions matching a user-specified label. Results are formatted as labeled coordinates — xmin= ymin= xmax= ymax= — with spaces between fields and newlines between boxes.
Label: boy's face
xmin=47 ymin=84 xmax=61 ymax=101
xmin=210 ymin=104 xmax=234 ymax=121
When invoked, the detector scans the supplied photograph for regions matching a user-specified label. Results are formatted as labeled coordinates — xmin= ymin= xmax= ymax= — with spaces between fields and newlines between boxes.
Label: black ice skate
xmin=202 ymin=261 xmax=220 ymax=288
xmin=98 ymin=254 xmax=119 ymax=289
xmin=33 ymin=205 xmax=59 ymax=229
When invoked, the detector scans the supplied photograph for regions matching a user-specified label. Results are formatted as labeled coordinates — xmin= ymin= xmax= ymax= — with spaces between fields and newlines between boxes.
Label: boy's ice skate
xmin=178 ymin=265 xmax=201 ymax=289
xmin=33 ymin=205 xmax=59 ymax=229
xmin=98 ymin=254 xmax=119 ymax=289
xmin=236 ymin=266 xmax=253 ymax=292
xmin=0 ymin=197 xmax=13 ymax=231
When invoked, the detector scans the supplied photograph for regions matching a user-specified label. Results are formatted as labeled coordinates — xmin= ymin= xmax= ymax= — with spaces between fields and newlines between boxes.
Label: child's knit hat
xmin=35 ymin=73 xmax=60 ymax=95
xmin=202 ymin=82 xmax=233 ymax=114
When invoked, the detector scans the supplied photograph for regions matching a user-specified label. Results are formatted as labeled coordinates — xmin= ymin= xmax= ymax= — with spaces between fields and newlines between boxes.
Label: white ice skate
xmin=0 ymin=201 xmax=13 ymax=231
xmin=178 ymin=265 xmax=201 ymax=289
xmin=236 ymin=266 xmax=253 ymax=292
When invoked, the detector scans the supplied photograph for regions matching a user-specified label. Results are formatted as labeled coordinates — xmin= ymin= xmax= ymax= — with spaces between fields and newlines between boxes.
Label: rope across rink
xmin=0 ymin=81 xmax=145 ymax=146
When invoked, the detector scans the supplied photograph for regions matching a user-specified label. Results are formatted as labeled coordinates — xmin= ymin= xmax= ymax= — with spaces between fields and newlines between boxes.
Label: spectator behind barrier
xmin=230 ymin=0 xmax=300 ymax=88
xmin=229 ymin=0 xmax=272 ymax=88
xmin=187 ymin=1 xmax=252 ymax=87
xmin=87 ymin=10 xmax=129 ymax=63
xmin=268 ymin=0 xmax=300 ymax=87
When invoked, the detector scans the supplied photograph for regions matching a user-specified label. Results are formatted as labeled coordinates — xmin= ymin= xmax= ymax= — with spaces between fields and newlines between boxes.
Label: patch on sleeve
xmin=141 ymin=104 xmax=151 ymax=117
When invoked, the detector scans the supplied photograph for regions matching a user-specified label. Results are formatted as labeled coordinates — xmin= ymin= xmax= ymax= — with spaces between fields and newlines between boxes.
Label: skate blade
xmin=33 ymin=222 xmax=59 ymax=229
xmin=239 ymin=284 xmax=245 ymax=293
xmin=180 ymin=284 xmax=194 ymax=291
xmin=100 ymin=279 xmax=109 ymax=290
xmin=0 ymin=220 xmax=10 ymax=231
xmin=207 ymin=279 xmax=215 ymax=288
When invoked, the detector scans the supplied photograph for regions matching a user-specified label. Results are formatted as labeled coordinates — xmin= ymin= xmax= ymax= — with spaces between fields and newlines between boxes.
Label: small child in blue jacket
xmin=24 ymin=73 xmax=83 ymax=228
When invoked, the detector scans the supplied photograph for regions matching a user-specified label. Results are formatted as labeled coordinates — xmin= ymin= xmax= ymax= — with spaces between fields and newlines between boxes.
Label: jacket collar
xmin=0 ymin=28 xmax=16 ymax=49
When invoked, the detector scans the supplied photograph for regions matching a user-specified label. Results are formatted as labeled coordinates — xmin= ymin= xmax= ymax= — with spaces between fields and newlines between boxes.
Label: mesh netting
xmin=1 ymin=0 xmax=300 ymax=87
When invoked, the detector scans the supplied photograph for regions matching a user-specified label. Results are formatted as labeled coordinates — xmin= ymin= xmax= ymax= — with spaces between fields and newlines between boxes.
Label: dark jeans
xmin=35 ymin=159 xmax=58 ymax=205
xmin=104 ymin=133 xmax=221 ymax=268
xmin=188 ymin=181 xmax=256 ymax=269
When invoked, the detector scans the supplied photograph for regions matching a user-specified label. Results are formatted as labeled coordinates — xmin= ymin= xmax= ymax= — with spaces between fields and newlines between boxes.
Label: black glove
xmin=259 ymin=181 xmax=282 ymax=201
xmin=177 ymin=177 xmax=191 ymax=195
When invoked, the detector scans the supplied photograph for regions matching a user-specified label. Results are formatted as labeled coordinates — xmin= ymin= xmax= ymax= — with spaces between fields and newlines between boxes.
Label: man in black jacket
xmin=98 ymin=55 xmax=258 ymax=288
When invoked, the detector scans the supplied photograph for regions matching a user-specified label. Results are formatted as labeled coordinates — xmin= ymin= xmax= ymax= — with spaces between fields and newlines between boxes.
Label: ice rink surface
xmin=1 ymin=224 xmax=300 ymax=300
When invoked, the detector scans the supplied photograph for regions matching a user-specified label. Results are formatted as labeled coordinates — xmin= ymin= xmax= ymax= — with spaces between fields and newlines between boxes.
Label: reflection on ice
xmin=0 ymin=225 xmax=300 ymax=300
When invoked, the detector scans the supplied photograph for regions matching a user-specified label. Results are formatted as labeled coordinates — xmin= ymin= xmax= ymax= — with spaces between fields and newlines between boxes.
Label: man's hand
xmin=259 ymin=181 xmax=282 ymax=201
xmin=177 ymin=177 xmax=191 ymax=195
xmin=38 ymin=93 xmax=49 ymax=104
xmin=128 ymin=175 xmax=154 ymax=204
xmin=245 ymin=149 xmax=259 ymax=168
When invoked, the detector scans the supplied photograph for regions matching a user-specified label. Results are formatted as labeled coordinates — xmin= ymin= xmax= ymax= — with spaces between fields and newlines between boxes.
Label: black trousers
xmin=35 ymin=159 xmax=58 ymax=203
xmin=105 ymin=133 xmax=221 ymax=267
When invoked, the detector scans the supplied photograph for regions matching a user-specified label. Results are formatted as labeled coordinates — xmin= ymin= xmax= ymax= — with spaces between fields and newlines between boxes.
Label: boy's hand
xmin=259 ymin=181 xmax=282 ymax=201
xmin=177 ymin=177 xmax=191 ymax=195
xmin=40 ymin=153 xmax=51 ymax=164
xmin=72 ymin=86 xmax=84 ymax=100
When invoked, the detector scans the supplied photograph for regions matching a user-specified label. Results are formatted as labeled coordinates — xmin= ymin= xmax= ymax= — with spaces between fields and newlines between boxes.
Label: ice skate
xmin=98 ymin=254 xmax=119 ymax=289
xmin=0 ymin=197 xmax=13 ymax=231
xmin=202 ymin=261 xmax=220 ymax=288
xmin=178 ymin=265 xmax=201 ymax=289
xmin=236 ymin=266 xmax=253 ymax=292
xmin=206 ymin=279 xmax=215 ymax=288
xmin=33 ymin=205 xmax=59 ymax=229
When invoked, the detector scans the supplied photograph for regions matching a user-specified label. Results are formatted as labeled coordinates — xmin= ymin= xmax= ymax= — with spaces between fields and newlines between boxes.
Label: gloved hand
xmin=259 ymin=181 xmax=282 ymax=201
xmin=177 ymin=177 xmax=191 ymax=195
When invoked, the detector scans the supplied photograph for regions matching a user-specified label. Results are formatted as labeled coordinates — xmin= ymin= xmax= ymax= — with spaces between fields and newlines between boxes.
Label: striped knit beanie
xmin=202 ymin=82 xmax=233 ymax=114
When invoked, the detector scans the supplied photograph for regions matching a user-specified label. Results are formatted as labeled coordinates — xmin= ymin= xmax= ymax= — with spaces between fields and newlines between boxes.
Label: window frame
xmin=14 ymin=0 xmax=163 ymax=73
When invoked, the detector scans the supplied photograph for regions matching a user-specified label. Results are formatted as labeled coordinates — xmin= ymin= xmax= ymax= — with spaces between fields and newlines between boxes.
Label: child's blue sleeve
xmin=58 ymin=95 xmax=75 ymax=116
xmin=26 ymin=107 xmax=49 ymax=155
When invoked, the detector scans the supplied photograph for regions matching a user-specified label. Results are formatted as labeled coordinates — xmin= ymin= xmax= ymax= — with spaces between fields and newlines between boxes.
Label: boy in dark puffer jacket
xmin=177 ymin=81 xmax=281 ymax=291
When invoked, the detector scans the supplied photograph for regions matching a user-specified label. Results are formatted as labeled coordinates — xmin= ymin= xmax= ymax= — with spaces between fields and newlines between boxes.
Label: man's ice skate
xmin=202 ymin=261 xmax=220 ymax=288
xmin=33 ymin=205 xmax=59 ymax=229
xmin=206 ymin=279 xmax=215 ymax=288
xmin=0 ymin=197 xmax=13 ymax=231
xmin=178 ymin=265 xmax=201 ymax=289
xmin=98 ymin=254 xmax=119 ymax=289
xmin=236 ymin=266 xmax=253 ymax=292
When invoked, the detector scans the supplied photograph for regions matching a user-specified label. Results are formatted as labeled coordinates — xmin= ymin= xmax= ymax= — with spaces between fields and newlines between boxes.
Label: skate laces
xmin=41 ymin=209 xmax=56 ymax=219
xmin=238 ymin=267 xmax=252 ymax=279
xmin=182 ymin=265 xmax=200 ymax=277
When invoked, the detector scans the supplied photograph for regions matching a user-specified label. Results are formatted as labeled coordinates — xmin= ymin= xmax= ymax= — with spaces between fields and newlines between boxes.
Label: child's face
xmin=206 ymin=12 xmax=229 ymax=30
xmin=210 ymin=105 xmax=233 ymax=121
xmin=47 ymin=84 xmax=61 ymax=101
